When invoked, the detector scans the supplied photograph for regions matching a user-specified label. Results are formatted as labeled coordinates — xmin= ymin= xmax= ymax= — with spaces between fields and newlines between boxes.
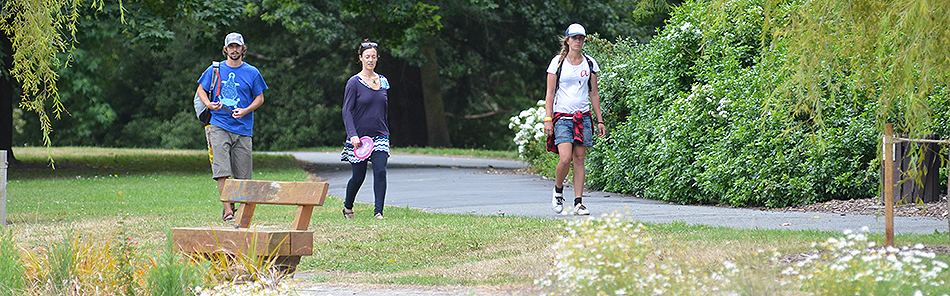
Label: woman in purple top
xmin=340 ymin=39 xmax=391 ymax=219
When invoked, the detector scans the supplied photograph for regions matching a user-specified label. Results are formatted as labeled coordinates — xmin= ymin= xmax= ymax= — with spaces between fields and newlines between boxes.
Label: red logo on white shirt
xmin=581 ymin=70 xmax=588 ymax=77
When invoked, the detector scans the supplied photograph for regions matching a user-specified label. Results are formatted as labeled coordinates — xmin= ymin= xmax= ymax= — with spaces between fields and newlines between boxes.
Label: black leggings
xmin=344 ymin=151 xmax=388 ymax=215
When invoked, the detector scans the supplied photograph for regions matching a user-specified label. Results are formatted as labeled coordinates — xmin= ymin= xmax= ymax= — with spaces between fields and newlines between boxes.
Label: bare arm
xmin=196 ymin=85 xmax=223 ymax=111
xmin=588 ymin=73 xmax=606 ymax=138
xmin=543 ymin=73 xmax=558 ymax=136
xmin=232 ymin=93 xmax=263 ymax=119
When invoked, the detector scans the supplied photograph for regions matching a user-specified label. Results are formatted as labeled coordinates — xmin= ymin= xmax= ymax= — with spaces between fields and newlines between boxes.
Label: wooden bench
xmin=171 ymin=179 xmax=329 ymax=273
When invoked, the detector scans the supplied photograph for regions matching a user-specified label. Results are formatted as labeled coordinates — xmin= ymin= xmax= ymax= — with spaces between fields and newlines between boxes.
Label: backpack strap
xmin=554 ymin=55 xmax=564 ymax=94
xmin=554 ymin=54 xmax=596 ymax=94
xmin=585 ymin=55 xmax=595 ymax=91
xmin=210 ymin=61 xmax=221 ymax=100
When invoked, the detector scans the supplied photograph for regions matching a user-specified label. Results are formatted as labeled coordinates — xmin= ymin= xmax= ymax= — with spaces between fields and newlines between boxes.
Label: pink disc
xmin=354 ymin=136 xmax=374 ymax=160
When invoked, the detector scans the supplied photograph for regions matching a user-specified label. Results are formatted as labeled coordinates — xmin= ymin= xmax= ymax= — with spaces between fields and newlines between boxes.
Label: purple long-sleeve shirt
xmin=342 ymin=74 xmax=390 ymax=139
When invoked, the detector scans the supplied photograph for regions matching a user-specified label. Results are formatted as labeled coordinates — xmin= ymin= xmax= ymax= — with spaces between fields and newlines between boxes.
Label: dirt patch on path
xmin=770 ymin=196 xmax=949 ymax=220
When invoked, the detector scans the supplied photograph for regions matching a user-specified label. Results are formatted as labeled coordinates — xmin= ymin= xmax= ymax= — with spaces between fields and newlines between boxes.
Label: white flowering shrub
xmin=509 ymin=100 xmax=559 ymax=176
xmin=539 ymin=215 xmax=950 ymax=295
xmin=193 ymin=280 xmax=299 ymax=296
xmin=785 ymin=227 xmax=950 ymax=295
xmin=508 ymin=100 xmax=546 ymax=156
xmin=537 ymin=213 xmax=740 ymax=295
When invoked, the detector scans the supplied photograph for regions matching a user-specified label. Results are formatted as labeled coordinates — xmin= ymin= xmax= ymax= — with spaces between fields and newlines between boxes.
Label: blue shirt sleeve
xmin=197 ymin=66 xmax=214 ymax=92
xmin=247 ymin=65 xmax=268 ymax=97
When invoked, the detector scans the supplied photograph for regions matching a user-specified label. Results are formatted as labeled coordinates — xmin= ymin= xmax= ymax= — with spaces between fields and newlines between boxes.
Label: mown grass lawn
xmin=8 ymin=147 xmax=555 ymax=288
xmin=5 ymin=147 xmax=950 ymax=295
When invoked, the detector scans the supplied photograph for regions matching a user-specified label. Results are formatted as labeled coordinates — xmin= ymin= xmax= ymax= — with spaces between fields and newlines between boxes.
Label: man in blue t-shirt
xmin=195 ymin=32 xmax=268 ymax=222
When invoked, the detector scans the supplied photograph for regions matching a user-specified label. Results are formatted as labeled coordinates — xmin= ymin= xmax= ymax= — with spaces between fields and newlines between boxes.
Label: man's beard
xmin=228 ymin=51 xmax=242 ymax=60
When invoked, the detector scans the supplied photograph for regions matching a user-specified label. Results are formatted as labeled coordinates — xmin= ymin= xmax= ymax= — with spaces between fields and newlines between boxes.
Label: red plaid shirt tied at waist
xmin=546 ymin=110 xmax=591 ymax=153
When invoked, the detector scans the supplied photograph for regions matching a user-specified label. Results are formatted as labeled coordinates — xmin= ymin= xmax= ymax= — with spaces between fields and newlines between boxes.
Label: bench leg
xmin=273 ymin=255 xmax=301 ymax=274
xmin=235 ymin=204 xmax=256 ymax=228
xmin=292 ymin=206 xmax=314 ymax=231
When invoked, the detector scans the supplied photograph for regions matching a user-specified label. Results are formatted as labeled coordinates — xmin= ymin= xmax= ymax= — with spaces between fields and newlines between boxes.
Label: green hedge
xmin=514 ymin=0 xmax=893 ymax=208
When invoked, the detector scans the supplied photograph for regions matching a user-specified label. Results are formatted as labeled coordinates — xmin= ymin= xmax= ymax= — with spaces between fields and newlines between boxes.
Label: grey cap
xmin=224 ymin=32 xmax=244 ymax=46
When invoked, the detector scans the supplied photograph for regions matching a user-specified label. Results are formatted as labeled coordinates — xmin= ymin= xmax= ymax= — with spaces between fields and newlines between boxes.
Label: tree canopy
xmin=766 ymin=0 xmax=950 ymax=136
xmin=568 ymin=0 xmax=949 ymax=208
xmin=3 ymin=0 xmax=673 ymax=153
xmin=0 ymin=0 xmax=103 ymax=150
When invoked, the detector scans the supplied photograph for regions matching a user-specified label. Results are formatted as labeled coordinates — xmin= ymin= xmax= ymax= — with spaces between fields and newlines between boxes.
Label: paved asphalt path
xmin=269 ymin=152 xmax=948 ymax=296
xmin=277 ymin=151 xmax=947 ymax=235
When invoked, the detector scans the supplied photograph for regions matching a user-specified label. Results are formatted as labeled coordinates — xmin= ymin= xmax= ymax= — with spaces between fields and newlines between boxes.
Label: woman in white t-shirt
xmin=542 ymin=23 xmax=606 ymax=216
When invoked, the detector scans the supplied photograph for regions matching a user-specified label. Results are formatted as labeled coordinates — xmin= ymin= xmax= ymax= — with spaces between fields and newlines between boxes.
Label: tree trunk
xmin=0 ymin=27 xmax=16 ymax=163
xmin=419 ymin=37 xmax=451 ymax=147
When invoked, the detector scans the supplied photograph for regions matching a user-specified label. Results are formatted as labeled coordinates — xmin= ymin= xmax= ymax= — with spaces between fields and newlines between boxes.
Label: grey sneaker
xmin=552 ymin=189 xmax=564 ymax=213
xmin=573 ymin=203 xmax=590 ymax=215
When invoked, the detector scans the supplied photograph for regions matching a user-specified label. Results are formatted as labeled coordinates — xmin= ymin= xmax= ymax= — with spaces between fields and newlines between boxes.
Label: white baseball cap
xmin=224 ymin=32 xmax=245 ymax=46
xmin=565 ymin=23 xmax=586 ymax=37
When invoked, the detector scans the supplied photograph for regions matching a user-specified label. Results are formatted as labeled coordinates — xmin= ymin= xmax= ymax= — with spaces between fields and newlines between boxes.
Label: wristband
xmin=597 ymin=122 xmax=604 ymax=125
xmin=544 ymin=116 xmax=553 ymax=122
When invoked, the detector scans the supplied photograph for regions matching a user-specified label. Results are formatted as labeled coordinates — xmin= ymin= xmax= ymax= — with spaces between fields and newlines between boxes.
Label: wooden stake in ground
xmin=883 ymin=124 xmax=894 ymax=247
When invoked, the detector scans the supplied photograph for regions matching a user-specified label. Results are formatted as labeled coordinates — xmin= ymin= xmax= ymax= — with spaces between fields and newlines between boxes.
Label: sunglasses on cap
xmin=361 ymin=42 xmax=378 ymax=48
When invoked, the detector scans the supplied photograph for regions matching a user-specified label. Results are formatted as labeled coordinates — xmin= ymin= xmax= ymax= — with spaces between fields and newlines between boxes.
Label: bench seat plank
xmin=221 ymin=180 xmax=329 ymax=206
xmin=172 ymin=179 xmax=328 ymax=274
xmin=171 ymin=227 xmax=313 ymax=256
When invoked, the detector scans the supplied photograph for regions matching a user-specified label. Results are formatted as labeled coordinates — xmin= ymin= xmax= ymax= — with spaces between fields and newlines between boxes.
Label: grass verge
xmin=7 ymin=146 xmax=552 ymax=289
xmin=5 ymin=146 xmax=949 ymax=294
xmin=541 ymin=213 xmax=950 ymax=295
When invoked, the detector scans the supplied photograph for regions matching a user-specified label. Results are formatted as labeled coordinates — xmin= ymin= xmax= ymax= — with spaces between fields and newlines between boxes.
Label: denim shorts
xmin=553 ymin=115 xmax=593 ymax=147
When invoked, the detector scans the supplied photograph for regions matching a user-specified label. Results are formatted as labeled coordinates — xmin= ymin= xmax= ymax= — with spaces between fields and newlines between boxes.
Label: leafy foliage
xmin=146 ymin=231 xmax=200 ymax=296
xmin=8 ymin=0 xmax=676 ymax=152
xmin=770 ymin=0 xmax=950 ymax=138
xmin=561 ymin=0 xmax=888 ymax=207
xmin=18 ymin=233 xmax=156 ymax=295
xmin=0 ymin=0 xmax=104 ymax=151
xmin=0 ymin=228 xmax=24 ymax=295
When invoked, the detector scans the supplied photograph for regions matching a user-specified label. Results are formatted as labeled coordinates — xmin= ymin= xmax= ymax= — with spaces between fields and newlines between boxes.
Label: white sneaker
xmin=573 ymin=204 xmax=590 ymax=216
xmin=552 ymin=189 xmax=564 ymax=213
